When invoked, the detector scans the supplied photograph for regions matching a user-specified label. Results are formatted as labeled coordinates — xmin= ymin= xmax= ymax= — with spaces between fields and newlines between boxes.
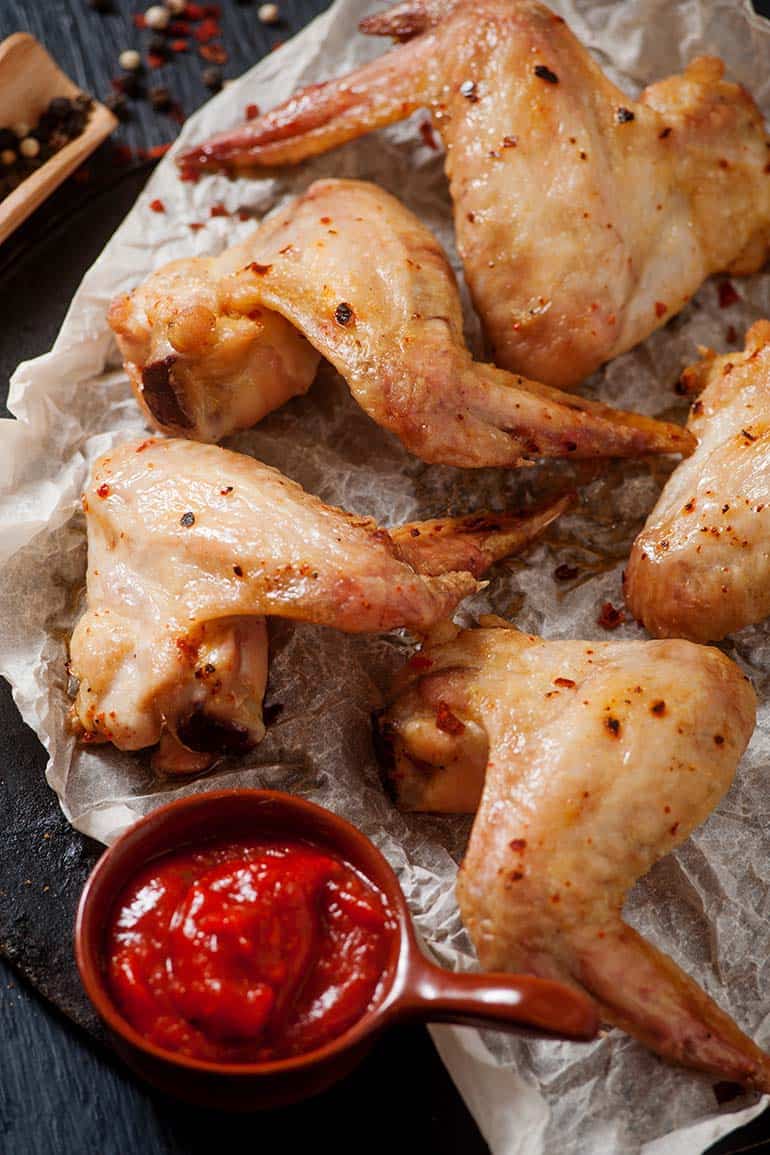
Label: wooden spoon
xmin=0 ymin=33 xmax=118 ymax=246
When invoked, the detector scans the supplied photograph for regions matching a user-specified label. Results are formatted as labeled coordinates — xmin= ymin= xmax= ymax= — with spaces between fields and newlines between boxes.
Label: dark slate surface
xmin=0 ymin=2 xmax=769 ymax=1153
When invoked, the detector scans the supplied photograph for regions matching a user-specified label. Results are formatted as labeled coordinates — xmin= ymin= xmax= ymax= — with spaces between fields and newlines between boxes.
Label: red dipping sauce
xmin=105 ymin=837 xmax=397 ymax=1063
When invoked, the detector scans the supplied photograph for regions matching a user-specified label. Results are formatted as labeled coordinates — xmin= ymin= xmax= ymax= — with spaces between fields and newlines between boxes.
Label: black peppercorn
xmin=104 ymin=91 xmax=128 ymax=118
xmin=149 ymin=85 xmax=172 ymax=110
xmin=180 ymin=512 xmax=196 ymax=528
xmin=616 ymin=106 xmax=635 ymax=123
xmin=534 ymin=64 xmax=559 ymax=84
xmin=202 ymin=67 xmax=222 ymax=91
xmin=334 ymin=302 xmax=354 ymax=326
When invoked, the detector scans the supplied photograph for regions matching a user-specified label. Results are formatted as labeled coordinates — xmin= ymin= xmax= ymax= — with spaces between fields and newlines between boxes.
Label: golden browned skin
xmin=626 ymin=322 xmax=770 ymax=642
xmin=70 ymin=439 xmax=569 ymax=773
xmin=111 ymin=180 xmax=692 ymax=465
xmin=375 ymin=621 xmax=769 ymax=1090
xmin=180 ymin=0 xmax=770 ymax=389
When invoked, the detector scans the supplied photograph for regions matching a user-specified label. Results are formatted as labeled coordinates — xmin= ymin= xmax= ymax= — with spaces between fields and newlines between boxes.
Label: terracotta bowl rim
xmin=75 ymin=787 xmax=411 ymax=1077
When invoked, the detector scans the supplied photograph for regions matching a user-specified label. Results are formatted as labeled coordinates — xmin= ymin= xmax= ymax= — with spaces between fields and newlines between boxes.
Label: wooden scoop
xmin=0 ymin=33 xmax=117 ymax=245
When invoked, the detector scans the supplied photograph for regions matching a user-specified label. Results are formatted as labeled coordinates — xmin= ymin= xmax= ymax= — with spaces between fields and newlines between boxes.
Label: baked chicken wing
xmin=70 ymin=438 xmax=568 ymax=773
xmin=110 ymin=179 xmax=692 ymax=466
xmin=375 ymin=620 xmax=768 ymax=1089
xmin=180 ymin=1 xmax=770 ymax=388
xmin=626 ymin=322 xmax=770 ymax=642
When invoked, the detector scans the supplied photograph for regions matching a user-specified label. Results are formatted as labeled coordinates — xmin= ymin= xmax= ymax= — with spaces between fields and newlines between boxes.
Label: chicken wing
xmin=110 ymin=180 xmax=692 ymax=466
xmin=375 ymin=620 xmax=768 ymax=1089
xmin=625 ymin=322 xmax=770 ymax=642
xmin=70 ymin=438 xmax=569 ymax=772
xmin=180 ymin=1 xmax=770 ymax=389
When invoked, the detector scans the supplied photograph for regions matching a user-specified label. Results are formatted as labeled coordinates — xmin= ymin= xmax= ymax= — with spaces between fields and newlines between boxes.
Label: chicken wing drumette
xmin=110 ymin=180 xmax=692 ymax=466
xmin=626 ymin=322 xmax=770 ymax=642
xmin=70 ymin=438 xmax=569 ymax=773
xmin=375 ymin=620 xmax=768 ymax=1089
xmin=180 ymin=0 xmax=770 ymax=389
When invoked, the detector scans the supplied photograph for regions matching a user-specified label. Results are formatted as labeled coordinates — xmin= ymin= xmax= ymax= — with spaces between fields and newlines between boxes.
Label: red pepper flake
xmin=97 ymin=483 xmax=110 ymax=498
xmin=237 ymin=208 xmax=253 ymax=221
xmin=147 ymin=143 xmax=172 ymax=159
xmin=245 ymin=103 xmax=260 ymax=120
xmin=597 ymin=602 xmax=625 ymax=630
xmin=149 ymin=198 xmax=165 ymax=213
xmin=435 ymin=701 xmax=465 ymax=736
xmin=189 ymin=222 xmax=204 ymax=231
xmin=133 ymin=12 xmax=146 ymax=27
xmin=419 ymin=119 xmax=438 ymax=150
xmin=654 ymin=301 xmax=667 ymax=318
xmin=147 ymin=52 xmax=167 ymax=69
xmin=247 ymin=260 xmax=272 ymax=274
xmin=509 ymin=839 xmax=527 ymax=852
xmin=210 ymin=202 xmax=229 ymax=217
xmin=179 ymin=165 xmax=200 ymax=182
xmin=554 ymin=677 xmax=576 ymax=688
xmin=408 ymin=654 xmax=433 ymax=671
xmin=718 ymin=280 xmax=741 ymax=308
xmin=171 ymin=39 xmax=190 ymax=52
xmin=200 ymin=42 xmax=227 ymax=64
xmin=194 ymin=18 xmax=220 ymax=42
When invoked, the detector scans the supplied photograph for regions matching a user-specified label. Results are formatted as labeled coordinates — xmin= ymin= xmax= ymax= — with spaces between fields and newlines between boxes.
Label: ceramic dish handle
xmin=399 ymin=954 xmax=599 ymax=1042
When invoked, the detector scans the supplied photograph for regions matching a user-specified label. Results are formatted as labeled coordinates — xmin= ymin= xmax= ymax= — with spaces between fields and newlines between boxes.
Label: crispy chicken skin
xmin=69 ymin=439 xmax=569 ymax=773
xmin=375 ymin=621 xmax=767 ymax=1089
xmin=110 ymin=180 xmax=692 ymax=465
xmin=180 ymin=1 xmax=770 ymax=389
xmin=626 ymin=322 xmax=770 ymax=642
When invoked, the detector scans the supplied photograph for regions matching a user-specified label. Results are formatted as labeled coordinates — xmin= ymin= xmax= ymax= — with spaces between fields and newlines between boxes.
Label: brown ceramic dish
xmin=75 ymin=789 xmax=598 ymax=1110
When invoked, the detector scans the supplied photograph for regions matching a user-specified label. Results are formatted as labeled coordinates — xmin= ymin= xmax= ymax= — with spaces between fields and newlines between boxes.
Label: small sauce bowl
xmin=75 ymin=789 xmax=598 ymax=1110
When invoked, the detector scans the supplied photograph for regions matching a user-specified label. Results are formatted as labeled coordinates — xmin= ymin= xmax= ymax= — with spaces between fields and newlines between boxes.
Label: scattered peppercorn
xmin=180 ymin=511 xmax=196 ymax=527
xmin=616 ymin=106 xmax=635 ymax=123
xmin=145 ymin=5 xmax=171 ymax=30
xmin=149 ymin=85 xmax=172 ymax=110
xmin=202 ymin=66 xmax=222 ymax=90
xmin=119 ymin=49 xmax=142 ymax=71
xmin=258 ymin=3 xmax=280 ymax=23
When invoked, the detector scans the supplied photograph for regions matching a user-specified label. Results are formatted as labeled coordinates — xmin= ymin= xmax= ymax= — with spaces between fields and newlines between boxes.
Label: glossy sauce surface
xmin=105 ymin=837 xmax=396 ymax=1063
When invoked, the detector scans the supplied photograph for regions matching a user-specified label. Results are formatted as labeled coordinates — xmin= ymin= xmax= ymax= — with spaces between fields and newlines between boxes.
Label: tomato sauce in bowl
xmin=105 ymin=837 xmax=397 ymax=1064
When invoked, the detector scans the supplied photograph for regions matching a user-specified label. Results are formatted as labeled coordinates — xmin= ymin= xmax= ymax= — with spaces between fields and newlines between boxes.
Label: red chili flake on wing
xmin=718 ymin=280 xmax=741 ymax=308
xmin=149 ymin=198 xmax=165 ymax=213
xmin=245 ymin=103 xmax=260 ymax=120
xmin=133 ymin=13 xmax=146 ymax=27
xmin=597 ymin=602 xmax=625 ymax=630
xmin=654 ymin=301 xmax=667 ymax=318
xmin=435 ymin=701 xmax=466 ymax=736
xmin=97 ymin=483 xmax=110 ymax=498
xmin=408 ymin=654 xmax=433 ymax=671
xmin=189 ymin=222 xmax=204 ymax=231
xmin=210 ymin=203 xmax=229 ymax=217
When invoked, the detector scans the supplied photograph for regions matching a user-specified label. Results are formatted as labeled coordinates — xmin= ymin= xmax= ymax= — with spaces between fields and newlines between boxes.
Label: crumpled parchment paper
xmin=1 ymin=1 xmax=770 ymax=1151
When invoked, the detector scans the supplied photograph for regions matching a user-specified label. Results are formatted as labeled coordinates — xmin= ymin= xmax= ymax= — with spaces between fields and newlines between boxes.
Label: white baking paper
xmin=1 ymin=1 xmax=769 ymax=1150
